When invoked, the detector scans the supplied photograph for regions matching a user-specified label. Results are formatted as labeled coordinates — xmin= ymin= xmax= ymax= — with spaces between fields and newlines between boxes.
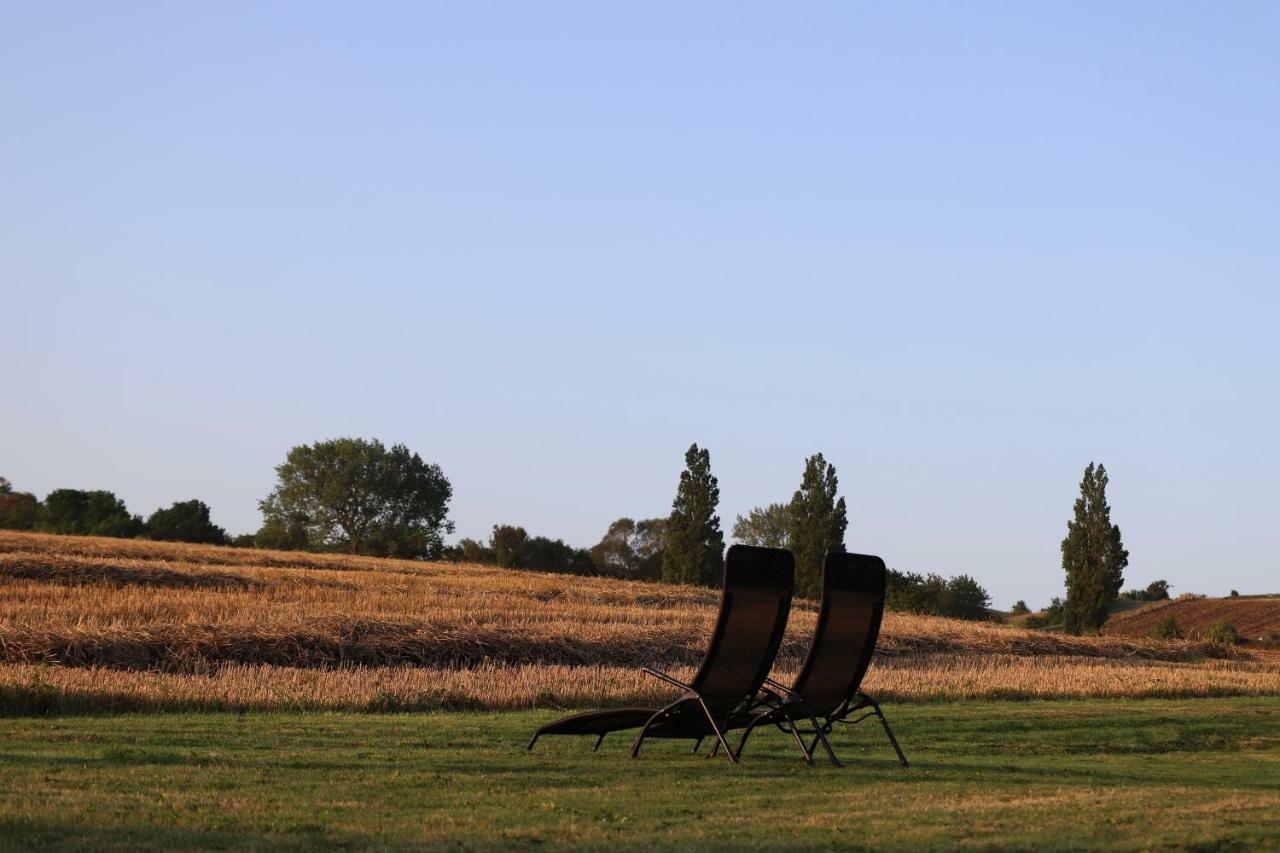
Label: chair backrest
xmin=689 ymin=544 xmax=795 ymax=705
xmin=788 ymin=552 xmax=886 ymax=716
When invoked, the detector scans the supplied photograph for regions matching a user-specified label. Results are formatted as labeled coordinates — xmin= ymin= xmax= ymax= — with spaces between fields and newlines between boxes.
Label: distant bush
xmin=1120 ymin=580 xmax=1171 ymax=602
xmin=589 ymin=517 xmax=666 ymax=581
xmin=885 ymin=570 xmax=992 ymax=621
xmin=36 ymin=489 xmax=143 ymax=538
xmin=1023 ymin=597 xmax=1065 ymax=629
xmin=1148 ymin=617 xmax=1182 ymax=640
xmin=1009 ymin=600 xmax=1030 ymax=616
xmin=453 ymin=524 xmax=596 ymax=575
xmin=1203 ymin=619 xmax=1240 ymax=646
xmin=1177 ymin=593 xmax=1205 ymax=601
xmin=145 ymin=500 xmax=229 ymax=545
xmin=1230 ymin=590 xmax=1240 ymax=597
xmin=445 ymin=538 xmax=494 ymax=563
xmin=0 ymin=478 xmax=40 ymax=530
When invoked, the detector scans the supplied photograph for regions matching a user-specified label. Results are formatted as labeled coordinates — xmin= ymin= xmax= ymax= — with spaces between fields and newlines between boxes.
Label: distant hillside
xmin=1103 ymin=596 xmax=1280 ymax=645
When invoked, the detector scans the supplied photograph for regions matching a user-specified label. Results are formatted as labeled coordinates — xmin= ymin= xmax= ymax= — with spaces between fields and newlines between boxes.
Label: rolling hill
xmin=1103 ymin=595 xmax=1280 ymax=646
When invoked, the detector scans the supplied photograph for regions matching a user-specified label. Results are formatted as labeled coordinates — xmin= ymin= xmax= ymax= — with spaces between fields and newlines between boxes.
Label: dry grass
xmin=2 ymin=530 xmax=1277 ymax=710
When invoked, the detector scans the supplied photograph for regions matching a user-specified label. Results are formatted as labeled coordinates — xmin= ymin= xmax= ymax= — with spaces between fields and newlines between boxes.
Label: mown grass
xmin=2 ymin=698 xmax=1278 ymax=851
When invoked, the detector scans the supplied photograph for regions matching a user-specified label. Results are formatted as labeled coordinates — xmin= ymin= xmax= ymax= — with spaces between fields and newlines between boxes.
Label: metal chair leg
xmin=691 ymin=736 xmax=704 ymax=754
xmin=876 ymin=710 xmax=908 ymax=767
xmin=803 ymin=716 xmax=841 ymax=767
xmin=860 ymin=694 xmax=908 ymax=767
xmin=695 ymin=698 xmax=738 ymax=764
xmin=592 ymin=734 xmax=606 ymax=752
xmin=526 ymin=733 xmax=540 ymax=751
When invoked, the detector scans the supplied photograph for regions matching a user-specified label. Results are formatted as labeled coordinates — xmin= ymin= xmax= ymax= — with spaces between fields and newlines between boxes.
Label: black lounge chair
xmin=722 ymin=551 xmax=908 ymax=767
xmin=527 ymin=544 xmax=794 ymax=763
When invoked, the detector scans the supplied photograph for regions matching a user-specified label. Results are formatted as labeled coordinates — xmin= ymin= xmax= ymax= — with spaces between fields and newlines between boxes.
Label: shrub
xmin=1148 ymin=617 xmax=1182 ymax=640
xmin=36 ymin=489 xmax=143 ymax=538
xmin=1203 ymin=619 xmax=1240 ymax=646
xmin=1230 ymin=590 xmax=1240 ymax=597
xmin=0 ymin=488 xmax=40 ymax=530
xmin=145 ymin=500 xmax=229 ymax=545
xmin=884 ymin=570 xmax=992 ymax=621
xmin=1009 ymin=600 xmax=1030 ymax=616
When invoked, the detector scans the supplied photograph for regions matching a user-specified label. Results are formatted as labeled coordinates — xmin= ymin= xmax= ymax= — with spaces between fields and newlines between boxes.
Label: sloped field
xmin=1 ymin=531 xmax=1277 ymax=711
xmin=1103 ymin=595 xmax=1280 ymax=644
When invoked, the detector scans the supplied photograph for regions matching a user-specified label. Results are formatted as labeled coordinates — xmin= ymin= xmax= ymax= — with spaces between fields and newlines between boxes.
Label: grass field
xmin=2 ymin=698 xmax=1278 ymax=850
xmin=3 ymin=533 xmax=1279 ymax=849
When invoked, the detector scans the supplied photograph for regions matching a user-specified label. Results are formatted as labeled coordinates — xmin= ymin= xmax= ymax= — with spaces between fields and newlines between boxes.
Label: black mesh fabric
xmin=788 ymin=552 xmax=886 ymax=715
xmin=690 ymin=545 xmax=794 ymax=704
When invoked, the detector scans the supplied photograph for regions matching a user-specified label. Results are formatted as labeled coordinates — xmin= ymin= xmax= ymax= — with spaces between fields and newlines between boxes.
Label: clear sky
xmin=3 ymin=2 xmax=1277 ymax=607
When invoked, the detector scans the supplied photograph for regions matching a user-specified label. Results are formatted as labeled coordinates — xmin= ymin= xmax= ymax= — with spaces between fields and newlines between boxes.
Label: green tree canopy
xmin=660 ymin=444 xmax=724 ymax=586
xmin=145 ymin=499 xmax=229 ymax=545
xmin=258 ymin=438 xmax=453 ymax=558
xmin=731 ymin=503 xmax=790 ymax=549
xmin=36 ymin=489 xmax=143 ymax=538
xmin=590 ymin=517 xmax=667 ymax=580
xmin=786 ymin=453 xmax=848 ymax=597
xmin=0 ymin=478 xmax=40 ymax=531
xmin=487 ymin=524 xmax=595 ymax=575
xmin=884 ymin=570 xmax=992 ymax=620
xmin=1061 ymin=462 xmax=1128 ymax=634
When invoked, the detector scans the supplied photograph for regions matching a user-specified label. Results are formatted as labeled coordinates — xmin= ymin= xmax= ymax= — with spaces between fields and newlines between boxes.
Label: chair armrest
xmin=641 ymin=667 xmax=695 ymax=692
xmin=764 ymin=676 xmax=797 ymax=696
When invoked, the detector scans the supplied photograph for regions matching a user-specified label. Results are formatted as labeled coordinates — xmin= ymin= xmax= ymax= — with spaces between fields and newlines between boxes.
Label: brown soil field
xmin=1102 ymin=595 xmax=1280 ymax=644
xmin=2 ymin=530 xmax=1278 ymax=710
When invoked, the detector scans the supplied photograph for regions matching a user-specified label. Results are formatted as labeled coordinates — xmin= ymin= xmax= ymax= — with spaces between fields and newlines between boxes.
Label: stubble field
xmin=2 ymin=530 xmax=1277 ymax=713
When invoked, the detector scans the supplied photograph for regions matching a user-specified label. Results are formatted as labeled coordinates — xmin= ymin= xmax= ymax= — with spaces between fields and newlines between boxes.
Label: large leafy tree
xmin=731 ymin=503 xmax=790 ymax=548
xmin=145 ymin=499 xmax=229 ymax=545
xmin=1061 ymin=462 xmax=1128 ymax=634
xmin=0 ymin=478 xmax=40 ymax=530
xmin=258 ymin=438 xmax=453 ymax=558
xmin=590 ymin=517 xmax=667 ymax=580
xmin=36 ymin=489 xmax=143 ymax=538
xmin=660 ymin=444 xmax=724 ymax=586
xmin=786 ymin=453 xmax=848 ymax=597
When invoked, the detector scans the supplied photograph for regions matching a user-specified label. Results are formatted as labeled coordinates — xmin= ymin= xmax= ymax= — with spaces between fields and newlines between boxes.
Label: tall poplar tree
xmin=660 ymin=443 xmax=725 ymax=586
xmin=786 ymin=453 xmax=848 ymax=597
xmin=1061 ymin=462 xmax=1128 ymax=634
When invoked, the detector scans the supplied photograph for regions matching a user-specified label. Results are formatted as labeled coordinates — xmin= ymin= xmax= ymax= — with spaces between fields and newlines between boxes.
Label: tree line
xmin=0 ymin=478 xmax=229 ymax=544
xmin=0 ymin=439 xmax=995 ymax=621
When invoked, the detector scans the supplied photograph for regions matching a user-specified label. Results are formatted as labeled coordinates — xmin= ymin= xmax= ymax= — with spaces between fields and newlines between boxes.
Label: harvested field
xmin=1 ymin=530 xmax=1277 ymax=710
xmin=3 ymin=655 xmax=1278 ymax=714
xmin=1103 ymin=595 xmax=1280 ymax=644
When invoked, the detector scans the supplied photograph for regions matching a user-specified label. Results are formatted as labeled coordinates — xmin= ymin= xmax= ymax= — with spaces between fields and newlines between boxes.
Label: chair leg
xmin=526 ymin=732 xmax=540 ymax=751
xmin=630 ymin=709 xmax=667 ymax=758
xmin=861 ymin=694 xmax=908 ymax=768
xmin=776 ymin=710 xmax=815 ymax=766
xmin=691 ymin=736 xmax=704 ymax=754
xmin=876 ymin=710 xmax=908 ymax=767
xmin=592 ymin=734 xmax=606 ymax=752
xmin=695 ymin=698 xmax=738 ymax=764
xmin=803 ymin=715 xmax=842 ymax=767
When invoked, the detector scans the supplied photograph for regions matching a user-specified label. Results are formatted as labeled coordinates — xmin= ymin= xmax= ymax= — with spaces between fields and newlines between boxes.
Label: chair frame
xmin=527 ymin=544 xmax=795 ymax=764
xmin=715 ymin=552 xmax=909 ymax=768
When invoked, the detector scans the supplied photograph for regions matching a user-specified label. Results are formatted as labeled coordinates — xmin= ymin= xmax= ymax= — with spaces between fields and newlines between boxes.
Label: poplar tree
xmin=660 ymin=444 xmax=725 ymax=586
xmin=786 ymin=453 xmax=848 ymax=597
xmin=1061 ymin=462 xmax=1128 ymax=634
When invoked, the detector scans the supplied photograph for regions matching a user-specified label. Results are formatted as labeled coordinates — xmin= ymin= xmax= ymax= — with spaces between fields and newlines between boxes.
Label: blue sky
xmin=3 ymin=2 xmax=1277 ymax=607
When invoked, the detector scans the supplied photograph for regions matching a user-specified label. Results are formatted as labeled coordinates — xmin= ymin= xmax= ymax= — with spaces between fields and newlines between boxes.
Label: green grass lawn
xmin=2 ymin=698 xmax=1278 ymax=851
